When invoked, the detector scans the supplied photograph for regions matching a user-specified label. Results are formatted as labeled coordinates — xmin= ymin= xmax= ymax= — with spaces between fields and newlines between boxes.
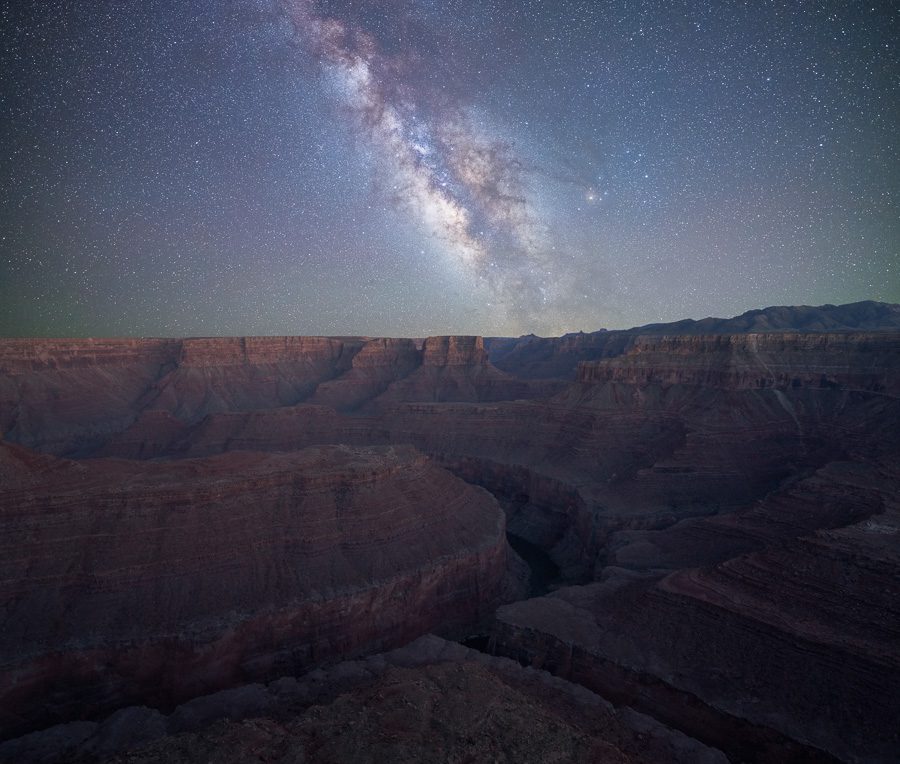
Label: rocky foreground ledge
xmin=0 ymin=635 xmax=726 ymax=764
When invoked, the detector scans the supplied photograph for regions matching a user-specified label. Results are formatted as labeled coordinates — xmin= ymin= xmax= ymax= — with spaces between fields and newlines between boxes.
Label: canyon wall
xmin=0 ymin=335 xmax=554 ymax=456
xmin=2 ymin=316 xmax=898 ymax=760
xmin=487 ymin=300 xmax=900 ymax=379
xmin=577 ymin=332 xmax=900 ymax=393
xmin=0 ymin=441 xmax=521 ymax=738
xmin=85 ymin=332 xmax=900 ymax=581
xmin=488 ymin=458 xmax=900 ymax=762
xmin=0 ymin=339 xmax=180 ymax=455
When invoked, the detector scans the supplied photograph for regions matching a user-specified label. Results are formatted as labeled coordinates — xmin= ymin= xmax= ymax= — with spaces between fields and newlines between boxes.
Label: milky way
xmin=283 ymin=0 xmax=562 ymax=323
xmin=0 ymin=0 xmax=897 ymax=337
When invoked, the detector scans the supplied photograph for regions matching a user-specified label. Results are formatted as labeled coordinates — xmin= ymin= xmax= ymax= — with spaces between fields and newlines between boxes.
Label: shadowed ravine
xmin=505 ymin=533 xmax=561 ymax=597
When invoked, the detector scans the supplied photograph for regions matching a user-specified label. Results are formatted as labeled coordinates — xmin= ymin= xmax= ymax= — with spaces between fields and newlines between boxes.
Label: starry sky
xmin=1 ymin=0 xmax=897 ymax=338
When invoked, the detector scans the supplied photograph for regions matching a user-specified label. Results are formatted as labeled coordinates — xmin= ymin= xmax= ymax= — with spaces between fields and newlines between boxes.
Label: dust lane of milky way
xmin=283 ymin=0 xmax=558 ymax=320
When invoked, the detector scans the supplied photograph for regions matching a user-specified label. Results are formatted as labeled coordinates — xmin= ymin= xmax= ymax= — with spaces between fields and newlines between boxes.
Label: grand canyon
xmin=0 ymin=301 xmax=897 ymax=763
xmin=5 ymin=0 xmax=897 ymax=759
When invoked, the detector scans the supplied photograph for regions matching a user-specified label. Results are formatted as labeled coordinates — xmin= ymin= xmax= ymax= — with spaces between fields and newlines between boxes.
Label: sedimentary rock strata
xmin=307 ymin=337 xmax=421 ymax=410
xmin=0 ymin=335 xmax=552 ymax=457
xmin=2 ymin=308 xmax=898 ymax=761
xmin=368 ymin=335 xmax=562 ymax=405
xmin=577 ymin=331 xmax=900 ymax=393
xmin=486 ymin=300 xmax=900 ymax=379
xmin=0 ymin=338 xmax=180 ymax=455
xmin=0 ymin=636 xmax=727 ymax=764
xmin=84 ymin=331 xmax=900 ymax=584
xmin=0 ymin=442 xmax=521 ymax=738
xmin=0 ymin=336 xmax=357 ymax=454
xmin=490 ymin=459 xmax=900 ymax=763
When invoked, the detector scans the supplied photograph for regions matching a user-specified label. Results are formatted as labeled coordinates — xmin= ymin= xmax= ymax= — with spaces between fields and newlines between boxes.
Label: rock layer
xmin=91 ymin=332 xmax=900 ymax=583
xmin=0 ymin=442 xmax=520 ymax=738
xmin=0 ymin=335 xmax=554 ymax=456
xmin=577 ymin=332 xmax=900 ymax=393
xmin=489 ymin=459 xmax=900 ymax=763
xmin=0 ymin=339 xmax=180 ymax=455
xmin=307 ymin=338 xmax=421 ymax=410
xmin=487 ymin=300 xmax=900 ymax=379
xmin=2 ymin=313 xmax=899 ymax=760
xmin=0 ymin=636 xmax=726 ymax=764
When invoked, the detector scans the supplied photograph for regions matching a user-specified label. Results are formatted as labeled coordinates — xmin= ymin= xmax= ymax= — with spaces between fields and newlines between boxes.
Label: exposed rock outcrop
xmin=0 ymin=335 xmax=556 ymax=456
xmin=91 ymin=332 xmax=900 ymax=584
xmin=143 ymin=336 xmax=362 ymax=420
xmin=0 ymin=635 xmax=726 ymax=764
xmin=3 ymin=310 xmax=898 ymax=760
xmin=0 ymin=442 xmax=522 ymax=738
xmin=307 ymin=338 xmax=421 ymax=410
xmin=487 ymin=300 xmax=900 ymax=379
xmin=372 ymin=335 xmax=562 ymax=405
xmin=0 ymin=339 xmax=181 ymax=455
xmin=577 ymin=332 xmax=900 ymax=393
xmin=486 ymin=330 xmax=634 ymax=379
xmin=489 ymin=459 xmax=900 ymax=763
xmin=0 ymin=337 xmax=360 ymax=455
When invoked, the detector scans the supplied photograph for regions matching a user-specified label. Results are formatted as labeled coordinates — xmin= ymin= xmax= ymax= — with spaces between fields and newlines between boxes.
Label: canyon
xmin=1 ymin=301 xmax=898 ymax=762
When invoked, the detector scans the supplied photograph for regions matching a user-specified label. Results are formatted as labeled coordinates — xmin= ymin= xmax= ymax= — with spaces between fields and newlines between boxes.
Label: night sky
xmin=1 ymin=1 xmax=897 ymax=338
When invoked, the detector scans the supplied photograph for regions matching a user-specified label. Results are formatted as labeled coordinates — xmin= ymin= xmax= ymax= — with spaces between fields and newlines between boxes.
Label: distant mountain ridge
xmin=632 ymin=300 xmax=900 ymax=334
xmin=486 ymin=300 xmax=900 ymax=379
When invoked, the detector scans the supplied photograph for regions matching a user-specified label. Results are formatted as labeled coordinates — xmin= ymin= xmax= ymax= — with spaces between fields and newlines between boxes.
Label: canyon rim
xmin=1 ymin=301 xmax=899 ymax=762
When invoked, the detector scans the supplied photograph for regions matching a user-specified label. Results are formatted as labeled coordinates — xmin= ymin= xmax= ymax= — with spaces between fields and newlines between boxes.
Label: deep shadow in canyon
xmin=505 ymin=533 xmax=562 ymax=597
xmin=1 ymin=301 xmax=900 ymax=763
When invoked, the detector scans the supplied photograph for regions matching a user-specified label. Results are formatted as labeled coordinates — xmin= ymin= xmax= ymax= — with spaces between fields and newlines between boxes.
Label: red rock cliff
xmin=422 ymin=335 xmax=488 ymax=366
xmin=0 ymin=335 xmax=556 ymax=454
xmin=0 ymin=441 xmax=516 ymax=737
xmin=577 ymin=332 xmax=900 ymax=393
xmin=308 ymin=338 xmax=422 ymax=410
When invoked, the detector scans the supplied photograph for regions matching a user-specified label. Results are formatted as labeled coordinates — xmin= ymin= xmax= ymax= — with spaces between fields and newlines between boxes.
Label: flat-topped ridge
xmin=577 ymin=331 xmax=900 ymax=393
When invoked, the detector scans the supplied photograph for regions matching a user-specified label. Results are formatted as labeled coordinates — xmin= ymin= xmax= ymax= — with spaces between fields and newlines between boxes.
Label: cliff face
xmin=175 ymin=336 xmax=354 ymax=366
xmin=2 ymin=319 xmax=898 ymax=759
xmin=308 ymin=338 xmax=421 ymax=410
xmin=0 ymin=337 xmax=359 ymax=455
xmin=142 ymin=336 xmax=362 ymax=421
xmin=0 ymin=338 xmax=181 ymax=372
xmin=0 ymin=335 xmax=556 ymax=455
xmin=605 ymin=459 xmax=892 ymax=571
xmin=0 ymin=442 xmax=519 ymax=738
xmin=576 ymin=332 xmax=900 ymax=393
xmin=489 ymin=458 xmax=900 ymax=763
xmin=372 ymin=335 xmax=562 ymax=405
xmin=486 ymin=330 xmax=634 ymax=379
xmin=487 ymin=300 xmax=900 ymax=380
xmin=422 ymin=335 xmax=487 ymax=365
xmin=0 ymin=339 xmax=181 ymax=455
xmin=91 ymin=333 xmax=900 ymax=581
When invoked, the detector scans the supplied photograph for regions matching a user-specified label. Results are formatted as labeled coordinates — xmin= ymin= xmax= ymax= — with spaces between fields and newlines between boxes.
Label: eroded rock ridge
xmin=2 ymin=304 xmax=898 ymax=762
